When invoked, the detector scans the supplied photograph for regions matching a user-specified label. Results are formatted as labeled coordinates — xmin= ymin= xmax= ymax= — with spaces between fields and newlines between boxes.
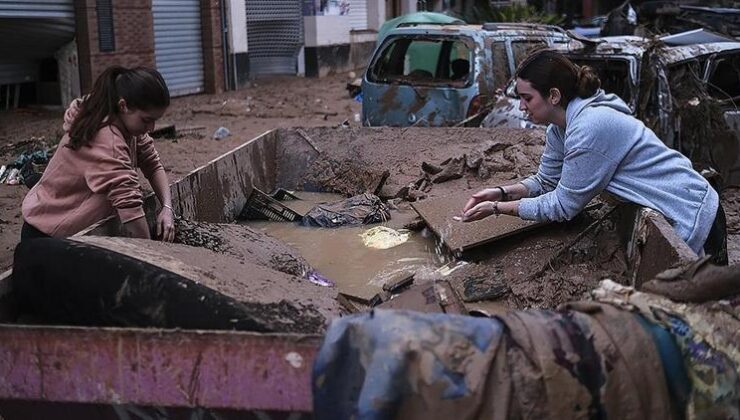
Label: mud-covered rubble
xmin=291 ymin=126 xmax=545 ymax=202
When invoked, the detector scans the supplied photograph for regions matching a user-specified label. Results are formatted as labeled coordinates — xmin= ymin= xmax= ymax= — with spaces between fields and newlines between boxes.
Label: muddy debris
xmin=432 ymin=155 xmax=466 ymax=183
xmin=303 ymin=157 xmax=390 ymax=196
xmin=462 ymin=266 xmax=509 ymax=302
xmin=175 ymin=219 xmax=312 ymax=278
xmin=301 ymin=193 xmax=390 ymax=228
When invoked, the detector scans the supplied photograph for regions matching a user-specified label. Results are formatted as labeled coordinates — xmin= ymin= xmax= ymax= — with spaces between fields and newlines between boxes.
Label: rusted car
xmin=483 ymin=36 xmax=740 ymax=185
xmin=361 ymin=23 xmax=570 ymax=127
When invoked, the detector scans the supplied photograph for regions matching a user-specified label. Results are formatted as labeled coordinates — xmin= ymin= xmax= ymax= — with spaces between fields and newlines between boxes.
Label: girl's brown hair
xmin=68 ymin=66 xmax=170 ymax=149
xmin=515 ymin=49 xmax=601 ymax=106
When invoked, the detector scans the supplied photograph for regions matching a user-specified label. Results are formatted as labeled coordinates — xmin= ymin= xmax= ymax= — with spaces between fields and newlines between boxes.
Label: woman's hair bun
xmin=576 ymin=65 xmax=601 ymax=97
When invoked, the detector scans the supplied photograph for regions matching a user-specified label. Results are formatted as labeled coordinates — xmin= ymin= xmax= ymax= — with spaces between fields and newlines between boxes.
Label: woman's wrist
xmin=496 ymin=186 xmax=509 ymax=201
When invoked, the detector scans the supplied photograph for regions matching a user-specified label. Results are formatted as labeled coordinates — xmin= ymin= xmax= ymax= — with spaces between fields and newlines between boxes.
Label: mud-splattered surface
xmin=174 ymin=219 xmax=312 ymax=278
xmin=291 ymin=126 xmax=544 ymax=200
xmin=73 ymin=236 xmax=340 ymax=333
xmin=723 ymin=186 xmax=740 ymax=265
xmin=433 ymin=207 xmax=630 ymax=313
xmin=411 ymin=189 xmax=545 ymax=252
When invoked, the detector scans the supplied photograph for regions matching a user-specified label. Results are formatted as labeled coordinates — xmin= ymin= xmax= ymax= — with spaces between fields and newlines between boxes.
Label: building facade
xmin=0 ymin=0 xmax=405 ymax=108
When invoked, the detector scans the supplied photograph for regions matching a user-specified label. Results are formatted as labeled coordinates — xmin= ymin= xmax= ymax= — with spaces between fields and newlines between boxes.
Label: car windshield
xmin=368 ymin=35 xmax=474 ymax=86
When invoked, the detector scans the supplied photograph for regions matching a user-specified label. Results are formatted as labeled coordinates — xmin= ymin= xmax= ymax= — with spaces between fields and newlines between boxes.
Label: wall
xmin=74 ymin=0 xmax=156 ymax=93
xmin=200 ymin=0 xmax=225 ymax=93
xmin=54 ymin=40 xmax=81 ymax=107
xmin=303 ymin=0 xmax=386 ymax=78
xmin=75 ymin=0 xmax=224 ymax=94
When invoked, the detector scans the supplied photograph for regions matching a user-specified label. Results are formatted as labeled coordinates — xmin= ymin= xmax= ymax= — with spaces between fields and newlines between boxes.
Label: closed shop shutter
xmin=349 ymin=0 xmax=368 ymax=30
xmin=153 ymin=0 xmax=205 ymax=96
xmin=0 ymin=0 xmax=73 ymax=18
xmin=245 ymin=0 xmax=303 ymax=76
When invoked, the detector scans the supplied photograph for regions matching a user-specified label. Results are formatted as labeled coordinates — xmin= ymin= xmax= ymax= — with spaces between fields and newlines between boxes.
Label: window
xmin=707 ymin=53 xmax=740 ymax=102
xmin=96 ymin=0 xmax=115 ymax=52
xmin=511 ymin=40 xmax=547 ymax=69
xmin=369 ymin=36 xmax=473 ymax=86
xmin=491 ymin=41 xmax=510 ymax=88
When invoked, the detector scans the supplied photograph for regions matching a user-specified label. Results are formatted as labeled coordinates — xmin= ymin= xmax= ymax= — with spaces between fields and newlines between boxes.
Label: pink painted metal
xmin=0 ymin=324 xmax=321 ymax=411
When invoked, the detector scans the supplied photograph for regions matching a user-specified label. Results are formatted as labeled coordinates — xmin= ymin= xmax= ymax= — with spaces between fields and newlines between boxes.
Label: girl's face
xmin=118 ymin=100 xmax=167 ymax=137
xmin=515 ymin=78 xmax=556 ymax=125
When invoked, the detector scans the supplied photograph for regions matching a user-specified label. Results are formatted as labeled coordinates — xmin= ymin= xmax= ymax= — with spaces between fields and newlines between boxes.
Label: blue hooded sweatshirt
xmin=518 ymin=90 xmax=718 ymax=254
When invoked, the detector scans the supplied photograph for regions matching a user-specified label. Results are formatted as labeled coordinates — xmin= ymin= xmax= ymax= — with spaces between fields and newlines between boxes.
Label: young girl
xmin=21 ymin=66 xmax=176 ymax=242
xmin=461 ymin=49 xmax=727 ymax=264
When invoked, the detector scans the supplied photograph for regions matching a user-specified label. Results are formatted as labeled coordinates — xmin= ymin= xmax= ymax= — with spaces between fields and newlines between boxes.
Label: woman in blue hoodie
xmin=462 ymin=49 xmax=727 ymax=264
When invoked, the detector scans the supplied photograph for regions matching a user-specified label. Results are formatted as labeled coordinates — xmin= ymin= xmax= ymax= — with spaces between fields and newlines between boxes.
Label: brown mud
xmin=73 ymin=236 xmax=340 ymax=333
xmin=429 ymin=206 xmax=629 ymax=313
xmin=289 ymin=126 xmax=545 ymax=202
xmin=175 ymin=219 xmax=312 ymax=278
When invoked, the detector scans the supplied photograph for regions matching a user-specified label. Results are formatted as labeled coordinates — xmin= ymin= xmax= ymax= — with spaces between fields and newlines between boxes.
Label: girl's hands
xmin=157 ymin=206 xmax=176 ymax=242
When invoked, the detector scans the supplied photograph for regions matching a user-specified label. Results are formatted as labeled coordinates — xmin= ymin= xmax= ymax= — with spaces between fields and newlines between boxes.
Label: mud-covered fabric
xmin=301 ymin=193 xmax=390 ymax=228
xmin=313 ymin=310 xmax=505 ymax=420
xmin=313 ymin=307 xmax=676 ymax=420
xmin=593 ymin=279 xmax=740 ymax=420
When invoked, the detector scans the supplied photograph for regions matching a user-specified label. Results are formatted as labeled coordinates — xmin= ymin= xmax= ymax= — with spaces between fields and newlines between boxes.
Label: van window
xmin=511 ymin=40 xmax=547 ymax=69
xmin=707 ymin=53 xmax=740 ymax=102
xmin=368 ymin=36 xmax=473 ymax=86
xmin=491 ymin=41 xmax=510 ymax=88
xmin=570 ymin=57 xmax=634 ymax=108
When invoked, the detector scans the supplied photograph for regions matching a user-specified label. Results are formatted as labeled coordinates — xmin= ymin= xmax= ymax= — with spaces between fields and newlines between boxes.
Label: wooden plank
xmin=411 ymin=190 xmax=547 ymax=254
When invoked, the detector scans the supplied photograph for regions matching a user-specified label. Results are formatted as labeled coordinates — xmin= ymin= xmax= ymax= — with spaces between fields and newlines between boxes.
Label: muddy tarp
xmin=312 ymin=306 xmax=678 ymax=419
xmin=12 ymin=238 xmax=333 ymax=333
xmin=301 ymin=193 xmax=391 ymax=228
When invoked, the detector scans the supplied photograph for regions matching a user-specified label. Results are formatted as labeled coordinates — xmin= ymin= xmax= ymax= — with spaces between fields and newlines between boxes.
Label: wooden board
xmin=411 ymin=190 xmax=547 ymax=254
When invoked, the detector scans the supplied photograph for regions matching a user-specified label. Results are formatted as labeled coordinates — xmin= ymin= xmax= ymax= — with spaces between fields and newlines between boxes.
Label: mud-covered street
xmin=0 ymin=73 xmax=363 ymax=272
xmin=2 ymin=71 xmax=739 ymax=278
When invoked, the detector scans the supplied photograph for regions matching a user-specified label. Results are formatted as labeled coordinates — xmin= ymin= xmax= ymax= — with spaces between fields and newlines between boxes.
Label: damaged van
xmin=361 ymin=23 xmax=569 ymax=127
xmin=484 ymin=36 xmax=740 ymax=185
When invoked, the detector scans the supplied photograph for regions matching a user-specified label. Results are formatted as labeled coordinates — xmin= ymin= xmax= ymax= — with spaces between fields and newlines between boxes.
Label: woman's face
xmin=515 ymin=78 xmax=554 ymax=125
xmin=118 ymin=101 xmax=167 ymax=137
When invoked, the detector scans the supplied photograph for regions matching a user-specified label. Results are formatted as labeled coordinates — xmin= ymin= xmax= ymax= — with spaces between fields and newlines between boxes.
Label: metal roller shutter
xmin=348 ymin=0 xmax=368 ymax=30
xmin=0 ymin=0 xmax=74 ymax=18
xmin=153 ymin=0 xmax=205 ymax=96
xmin=245 ymin=0 xmax=303 ymax=76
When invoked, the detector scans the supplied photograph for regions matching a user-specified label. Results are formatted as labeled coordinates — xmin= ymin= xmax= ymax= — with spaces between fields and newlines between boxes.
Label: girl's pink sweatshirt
xmin=22 ymin=99 xmax=165 ymax=237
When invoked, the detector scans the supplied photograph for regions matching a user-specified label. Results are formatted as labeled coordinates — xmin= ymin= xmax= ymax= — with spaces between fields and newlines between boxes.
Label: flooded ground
xmin=243 ymin=192 xmax=447 ymax=301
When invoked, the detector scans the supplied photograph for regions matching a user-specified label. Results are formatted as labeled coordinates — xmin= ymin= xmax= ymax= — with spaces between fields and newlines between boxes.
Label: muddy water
xmin=243 ymin=192 xmax=447 ymax=300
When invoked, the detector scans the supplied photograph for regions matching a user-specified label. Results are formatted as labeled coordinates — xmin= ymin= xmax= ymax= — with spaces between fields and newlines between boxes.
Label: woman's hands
xmin=462 ymin=187 xmax=505 ymax=215
xmin=462 ymin=200 xmax=498 ymax=222
xmin=157 ymin=205 xmax=176 ymax=242
xmin=460 ymin=185 xmax=525 ymax=222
